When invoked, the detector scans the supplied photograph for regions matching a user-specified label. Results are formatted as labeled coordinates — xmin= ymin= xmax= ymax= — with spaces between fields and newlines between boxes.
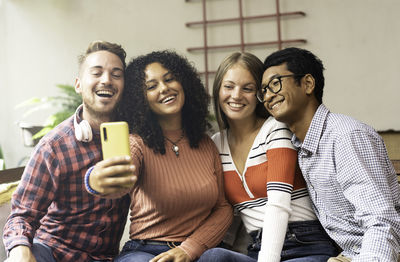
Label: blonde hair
xmin=212 ymin=52 xmax=268 ymax=132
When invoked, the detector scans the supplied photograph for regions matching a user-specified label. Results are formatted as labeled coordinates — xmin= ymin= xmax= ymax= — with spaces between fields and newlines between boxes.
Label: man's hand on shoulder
xmin=7 ymin=245 xmax=37 ymax=262
xmin=89 ymin=156 xmax=137 ymax=196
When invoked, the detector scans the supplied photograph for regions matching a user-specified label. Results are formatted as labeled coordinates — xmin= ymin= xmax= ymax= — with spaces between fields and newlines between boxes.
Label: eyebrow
xmin=89 ymin=66 xmax=123 ymax=72
xmin=265 ymin=74 xmax=280 ymax=82
xmin=262 ymin=74 xmax=280 ymax=85
xmin=145 ymin=71 xmax=173 ymax=84
xmin=223 ymin=80 xmax=256 ymax=87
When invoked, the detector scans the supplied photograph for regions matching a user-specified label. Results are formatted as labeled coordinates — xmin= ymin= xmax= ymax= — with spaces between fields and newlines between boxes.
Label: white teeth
xmin=271 ymin=102 xmax=281 ymax=110
xmin=229 ymin=102 xmax=244 ymax=108
xmin=162 ymin=95 xmax=175 ymax=103
xmin=96 ymin=90 xmax=114 ymax=97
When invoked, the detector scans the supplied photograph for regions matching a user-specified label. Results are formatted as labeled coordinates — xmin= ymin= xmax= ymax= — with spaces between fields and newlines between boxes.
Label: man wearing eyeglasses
xmin=259 ymin=47 xmax=400 ymax=262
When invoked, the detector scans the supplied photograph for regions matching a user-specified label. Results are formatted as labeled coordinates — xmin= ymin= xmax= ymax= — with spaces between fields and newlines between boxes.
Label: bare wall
xmin=0 ymin=0 xmax=399 ymax=167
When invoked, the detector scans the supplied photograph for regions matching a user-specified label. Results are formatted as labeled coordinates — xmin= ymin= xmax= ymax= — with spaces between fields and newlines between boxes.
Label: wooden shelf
xmin=186 ymin=12 xmax=305 ymax=27
xmin=188 ymin=39 xmax=307 ymax=52
xmin=185 ymin=0 xmax=307 ymax=90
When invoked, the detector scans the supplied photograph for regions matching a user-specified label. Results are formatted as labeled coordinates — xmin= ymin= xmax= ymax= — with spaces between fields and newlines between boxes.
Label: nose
xmin=264 ymin=89 xmax=275 ymax=103
xmin=159 ymin=81 xmax=169 ymax=93
xmin=231 ymin=86 xmax=241 ymax=99
xmin=101 ymin=72 xmax=112 ymax=85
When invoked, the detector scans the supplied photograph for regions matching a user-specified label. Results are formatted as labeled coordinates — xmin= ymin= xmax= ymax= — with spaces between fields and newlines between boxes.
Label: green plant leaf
xmin=0 ymin=144 xmax=6 ymax=169
xmin=16 ymin=84 xmax=82 ymax=118
xmin=43 ymin=111 xmax=74 ymax=126
xmin=32 ymin=126 xmax=54 ymax=140
xmin=15 ymin=97 xmax=43 ymax=108
xmin=207 ymin=114 xmax=216 ymax=122
xmin=56 ymin=84 xmax=77 ymax=95
xmin=16 ymin=84 xmax=82 ymax=141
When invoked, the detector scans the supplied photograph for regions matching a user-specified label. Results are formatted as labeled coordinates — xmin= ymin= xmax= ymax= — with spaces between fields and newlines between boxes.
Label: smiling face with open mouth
xmin=75 ymin=50 xmax=124 ymax=120
xmin=218 ymin=63 xmax=258 ymax=123
xmin=144 ymin=62 xmax=185 ymax=122
xmin=262 ymin=63 xmax=307 ymax=125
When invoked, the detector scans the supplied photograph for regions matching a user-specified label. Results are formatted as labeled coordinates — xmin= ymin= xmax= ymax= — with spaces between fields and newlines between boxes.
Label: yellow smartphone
xmin=100 ymin=121 xmax=130 ymax=160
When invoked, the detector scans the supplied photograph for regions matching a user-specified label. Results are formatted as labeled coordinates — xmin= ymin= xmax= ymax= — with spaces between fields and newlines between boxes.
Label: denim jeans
xmin=249 ymin=220 xmax=339 ymax=261
xmin=27 ymin=238 xmax=109 ymax=262
xmin=200 ymin=220 xmax=339 ymax=262
xmin=198 ymin=248 xmax=256 ymax=262
xmin=31 ymin=239 xmax=56 ymax=262
xmin=115 ymin=239 xmax=242 ymax=262
xmin=115 ymin=240 xmax=185 ymax=262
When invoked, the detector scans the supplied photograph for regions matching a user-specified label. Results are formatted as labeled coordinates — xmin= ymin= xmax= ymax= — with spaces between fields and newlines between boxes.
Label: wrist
xmin=84 ymin=166 xmax=100 ymax=195
xmin=9 ymin=245 xmax=31 ymax=257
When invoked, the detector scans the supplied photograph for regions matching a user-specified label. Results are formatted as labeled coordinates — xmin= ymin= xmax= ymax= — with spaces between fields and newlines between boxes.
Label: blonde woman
xmin=202 ymin=52 xmax=338 ymax=262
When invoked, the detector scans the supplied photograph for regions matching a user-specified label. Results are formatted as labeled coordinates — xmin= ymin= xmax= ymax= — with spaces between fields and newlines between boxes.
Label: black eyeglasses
xmin=256 ymin=74 xmax=305 ymax=103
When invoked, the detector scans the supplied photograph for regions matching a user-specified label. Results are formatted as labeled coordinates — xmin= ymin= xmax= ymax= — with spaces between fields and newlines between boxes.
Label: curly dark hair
xmin=118 ymin=50 xmax=210 ymax=154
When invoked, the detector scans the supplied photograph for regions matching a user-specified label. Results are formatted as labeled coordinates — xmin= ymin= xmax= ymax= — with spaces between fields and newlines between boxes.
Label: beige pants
xmin=327 ymin=254 xmax=352 ymax=262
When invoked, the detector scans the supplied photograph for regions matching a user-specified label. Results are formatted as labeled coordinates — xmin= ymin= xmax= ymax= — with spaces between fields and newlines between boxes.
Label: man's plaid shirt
xmin=3 ymin=116 xmax=130 ymax=261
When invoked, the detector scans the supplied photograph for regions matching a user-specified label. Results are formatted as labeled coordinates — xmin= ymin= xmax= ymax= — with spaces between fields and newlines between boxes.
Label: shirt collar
xmin=294 ymin=104 xmax=330 ymax=155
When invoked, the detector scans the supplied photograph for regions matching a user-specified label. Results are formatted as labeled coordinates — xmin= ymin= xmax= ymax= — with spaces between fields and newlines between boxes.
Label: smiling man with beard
xmin=3 ymin=41 xmax=135 ymax=262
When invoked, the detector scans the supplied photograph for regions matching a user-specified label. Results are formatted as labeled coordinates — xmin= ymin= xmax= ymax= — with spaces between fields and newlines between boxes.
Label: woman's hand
xmin=89 ymin=156 xmax=137 ymax=196
xmin=150 ymin=247 xmax=191 ymax=262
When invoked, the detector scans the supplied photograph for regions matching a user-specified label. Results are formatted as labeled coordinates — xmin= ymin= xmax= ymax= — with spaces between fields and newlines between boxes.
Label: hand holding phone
xmin=100 ymin=121 xmax=130 ymax=160
xmin=90 ymin=121 xmax=136 ymax=194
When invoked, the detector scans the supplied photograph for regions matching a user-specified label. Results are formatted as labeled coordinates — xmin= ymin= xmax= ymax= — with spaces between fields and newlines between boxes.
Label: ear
xmin=75 ymin=77 xmax=82 ymax=94
xmin=303 ymin=74 xmax=315 ymax=95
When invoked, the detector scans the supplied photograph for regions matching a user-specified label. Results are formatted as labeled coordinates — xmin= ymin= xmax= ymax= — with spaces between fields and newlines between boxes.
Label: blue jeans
xmin=115 ymin=240 xmax=184 ymax=262
xmin=31 ymin=239 xmax=56 ymax=262
xmin=115 ymin=239 xmax=229 ymax=262
xmin=201 ymin=220 xmax=339 ymax=262
xmin=199 ymin=248 xmax=256 ymax=262
xmin=29 ymin=238 xmax=109 ymax=262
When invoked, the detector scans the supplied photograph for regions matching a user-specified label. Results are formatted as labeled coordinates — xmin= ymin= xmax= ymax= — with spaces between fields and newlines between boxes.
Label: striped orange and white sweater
xmin=212 ymin=117 xmax=316 ymax=261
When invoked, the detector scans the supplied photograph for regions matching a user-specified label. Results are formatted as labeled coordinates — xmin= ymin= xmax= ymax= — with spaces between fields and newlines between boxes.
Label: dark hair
xmin=119 ymin=50 xmax=210 ymax=154
xmin=263 ymin=47 xmax=325 ymax=104
xmin=78 ymin=40 xmax=126 ymax=70
xmin=212 ymin=52 xmax=269 ymax=131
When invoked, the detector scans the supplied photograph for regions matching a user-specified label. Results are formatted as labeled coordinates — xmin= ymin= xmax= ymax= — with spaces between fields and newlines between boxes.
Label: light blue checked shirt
xmin=293 ymin=104 xmax=400 ymax=262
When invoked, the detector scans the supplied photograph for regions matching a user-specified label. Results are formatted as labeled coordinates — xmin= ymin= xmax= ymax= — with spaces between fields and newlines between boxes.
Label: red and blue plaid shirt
xmin=3 ymin=116 xmax=130 ymax=261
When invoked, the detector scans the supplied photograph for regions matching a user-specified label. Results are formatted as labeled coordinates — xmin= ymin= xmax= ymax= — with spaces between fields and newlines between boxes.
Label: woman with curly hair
xmin=119 ymin=50 xmax=211 ymax=155
xmin=85 ymin=50 xmax=233 ymax=262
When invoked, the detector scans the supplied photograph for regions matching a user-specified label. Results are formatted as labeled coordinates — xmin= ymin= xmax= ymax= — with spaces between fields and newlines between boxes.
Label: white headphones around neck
xmin=73 ymin=104 xmax=93 ymax=142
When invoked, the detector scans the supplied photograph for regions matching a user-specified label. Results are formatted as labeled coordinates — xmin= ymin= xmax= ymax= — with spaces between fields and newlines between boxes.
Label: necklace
xmin=164 ymin=130 xmax=184 ymax=157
